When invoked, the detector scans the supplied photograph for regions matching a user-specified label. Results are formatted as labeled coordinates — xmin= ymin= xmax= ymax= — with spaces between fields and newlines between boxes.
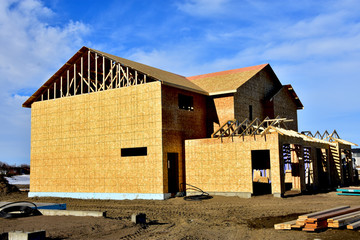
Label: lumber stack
xmin=327 ymin=210 xmax=360 ymax=228
xmin=337 ymin=186 xmax=360 ymax=196
xmin=303 ymin=206 xmax=360 ymax=231
xmin=274 ymin=205 xmax=360 ymax=231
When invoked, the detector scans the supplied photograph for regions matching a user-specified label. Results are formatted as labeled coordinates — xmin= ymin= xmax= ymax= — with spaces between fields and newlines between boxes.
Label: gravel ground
xmin=0 ymin=191 xmax=359 ymax=239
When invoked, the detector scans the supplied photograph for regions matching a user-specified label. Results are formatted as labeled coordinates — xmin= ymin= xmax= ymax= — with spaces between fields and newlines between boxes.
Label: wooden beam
xmin=126 ymin=67 xmax=129 ymax=86
xmin=95 ymin=53 xmax=98 ymax=91
xmin=81 ymin=57 xmax=83 ymax=94
xmin=54 ymin=82 xmax=56 ymax=99
xmin=115 ymin=64 xmax=119 ymax=88
xmin=88 ymin=50 xmax=90 ymax=93
xmin=74 ymin=63 xmax=76 ymax=95
xmin=78 ymin=72 xmax=94 ymax=92
xmin=60 ymin=76 xmax=63 ymax=97
xmin=102 ymin=56 xmax=105 ymax=90
xmin=67 ymin=70 xmax=69 ymax=96
xmin=135 ymin=70 xmax=138 ymax=85
xmin=110 ymin=60 xmax=113 ymax=89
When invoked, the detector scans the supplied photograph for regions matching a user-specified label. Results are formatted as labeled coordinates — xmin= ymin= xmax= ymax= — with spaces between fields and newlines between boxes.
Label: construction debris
xmin=131 ymin=213 xmax=146 ymax=224
xmin=274 ymin=206 xmax=360 ymax=231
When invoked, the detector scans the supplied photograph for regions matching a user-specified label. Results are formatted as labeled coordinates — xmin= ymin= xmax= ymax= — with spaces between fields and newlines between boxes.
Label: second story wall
xmin=234 ymin=68 xmax=282 ymax=122
xmin=161 ymin=85 xmax=207 ymax=192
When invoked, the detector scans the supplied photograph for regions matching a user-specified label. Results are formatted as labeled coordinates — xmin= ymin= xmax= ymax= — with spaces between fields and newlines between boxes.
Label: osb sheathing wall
xmin=210 ymin=95 xmax=234 ymax=130
xmin=30 ymin=81 xmax=164 ymax=194
xmin=161 ymin=85 xmax=207 ymax=192
xmin=185 ymin=133 xmax=282 ymax=196
xmin=234 ymin=69 xmax=282 ymax=123
xmin=272 ymin=88 xmax=298 ymax=131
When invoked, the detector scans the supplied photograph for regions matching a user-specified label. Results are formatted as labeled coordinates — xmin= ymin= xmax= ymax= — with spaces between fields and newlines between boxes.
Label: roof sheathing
xmin=186 ymin=64 xmax=269 ymax=95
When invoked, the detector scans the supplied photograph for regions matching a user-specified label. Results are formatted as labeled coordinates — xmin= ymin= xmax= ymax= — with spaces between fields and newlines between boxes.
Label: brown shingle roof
xmin=186 ymin=64 xmax=268 ymax=95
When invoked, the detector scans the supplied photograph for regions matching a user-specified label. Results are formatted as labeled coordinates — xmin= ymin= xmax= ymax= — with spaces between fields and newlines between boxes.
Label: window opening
xmin=121 ymin=147 xmax=147 ymax=157
xmin=178 ymin=94 xmax=194 ymax=111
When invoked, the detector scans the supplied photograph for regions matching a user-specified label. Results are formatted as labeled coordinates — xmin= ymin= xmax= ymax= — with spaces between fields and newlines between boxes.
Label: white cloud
xmin=176 ymin=0 xmax=230 ymax=17
xmin=0 ymin=0 xmax=89 ymax=165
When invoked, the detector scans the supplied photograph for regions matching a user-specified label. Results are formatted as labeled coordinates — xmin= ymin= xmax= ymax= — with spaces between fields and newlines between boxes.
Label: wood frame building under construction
xmin=23 ymin=46 xmax=357 ymax=200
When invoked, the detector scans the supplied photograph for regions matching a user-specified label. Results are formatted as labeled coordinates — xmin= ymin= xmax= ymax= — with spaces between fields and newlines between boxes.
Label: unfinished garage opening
xmin=316 ymin=148 xmax=330 ymax=189
xmin=251 ymin=150 xmax=271 ymax=195
xmin=167 ymin=153 xmax=179 ymax=194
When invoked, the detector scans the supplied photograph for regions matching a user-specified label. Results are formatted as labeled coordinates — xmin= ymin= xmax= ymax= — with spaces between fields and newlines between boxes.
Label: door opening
xmin=167 ymin=153 xmax=179 ymax=194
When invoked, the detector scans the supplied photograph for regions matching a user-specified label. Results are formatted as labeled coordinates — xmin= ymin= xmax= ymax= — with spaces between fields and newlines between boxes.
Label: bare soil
xmin=0 ymin=191 xmax=359 ymax=239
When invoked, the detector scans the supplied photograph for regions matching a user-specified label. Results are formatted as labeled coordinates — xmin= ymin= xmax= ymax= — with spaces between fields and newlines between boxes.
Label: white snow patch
xmin=5 ymin=174 xmax=30 ymax=185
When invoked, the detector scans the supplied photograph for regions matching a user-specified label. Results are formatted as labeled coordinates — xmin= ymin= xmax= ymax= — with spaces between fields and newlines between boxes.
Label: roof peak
xmin=186 ymin=63 xmax=269 ymax=81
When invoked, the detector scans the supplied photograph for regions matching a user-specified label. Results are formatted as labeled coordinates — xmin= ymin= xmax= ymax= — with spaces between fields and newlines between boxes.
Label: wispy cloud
xmin=0 ymin=0 xmax=89 ymax=165
xmin=175 ymin=0 xmax=230 ymax=17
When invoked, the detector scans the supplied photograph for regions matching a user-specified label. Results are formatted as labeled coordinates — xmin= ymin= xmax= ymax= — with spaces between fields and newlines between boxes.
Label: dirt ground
xmin=0 ymin=191 xmax=359 ymax=240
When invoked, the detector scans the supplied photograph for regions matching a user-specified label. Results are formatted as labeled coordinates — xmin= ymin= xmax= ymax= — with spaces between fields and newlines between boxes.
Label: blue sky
xmin=0 ymin=0 xmax=359 ymax=165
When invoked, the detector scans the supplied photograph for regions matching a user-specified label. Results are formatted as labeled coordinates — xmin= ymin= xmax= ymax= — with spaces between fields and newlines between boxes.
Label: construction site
xmin=22 ymin=46 xmax=357 ymax=200
xmin=0 ymin=46 xmax=358 ymax=239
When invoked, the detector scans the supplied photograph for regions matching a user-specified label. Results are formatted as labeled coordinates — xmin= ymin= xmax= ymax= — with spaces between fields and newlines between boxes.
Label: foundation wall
xmin=185 ymin=133 xmax=281 ymax=196
xmin=161 ymin=85 xmax=207 ymax=192
xmin=30 ymin=82 xmax=165 ymax=199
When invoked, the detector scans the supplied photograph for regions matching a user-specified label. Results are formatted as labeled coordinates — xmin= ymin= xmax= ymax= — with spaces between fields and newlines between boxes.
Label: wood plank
xmin=329 ymin=210 xmax=360 ymax=222
xmin=307 ymin=206 xmax=360 ymax=222
xmin=274 ymin=219 xmax=297 ymax=230
xmin=347 ymin=219 xmax=360 ymax=230
xmin=298 ymin=206 xmax=350 ymax=220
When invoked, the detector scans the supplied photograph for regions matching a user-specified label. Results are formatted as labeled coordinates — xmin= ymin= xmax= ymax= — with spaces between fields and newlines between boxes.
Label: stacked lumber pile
xmin=337 ymin=186 xmax=360 ymax=196
xmin=274 ymin=206 xmax=360 ymax=231
xmin=328 ymin=210 xmax=360 ymax=228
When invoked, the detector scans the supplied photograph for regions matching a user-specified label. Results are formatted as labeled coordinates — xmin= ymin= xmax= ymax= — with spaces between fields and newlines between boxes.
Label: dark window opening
xmin=121 ymin=147 xmax=147 ymax=157
xmin=249 ymin=105 xmax=253 ymax=120
xmin=178 ymin=94 xmax=194 ymax=111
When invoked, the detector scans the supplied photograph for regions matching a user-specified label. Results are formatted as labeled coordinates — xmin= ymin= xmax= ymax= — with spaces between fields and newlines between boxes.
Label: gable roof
xmin=89 ymin=47 xmax=207 ymax=95
xmin=23 ymin=46 xmax=207 ymax=108
xmin=186 ymin=64 xmax=268 ymax=95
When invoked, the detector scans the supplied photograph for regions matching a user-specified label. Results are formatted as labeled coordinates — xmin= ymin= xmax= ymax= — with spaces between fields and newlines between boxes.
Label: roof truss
xmin=23 ymin=47 xmax=156 ymax=108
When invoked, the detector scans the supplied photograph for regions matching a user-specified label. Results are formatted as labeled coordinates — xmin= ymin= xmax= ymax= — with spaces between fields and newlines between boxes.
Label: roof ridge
xmin=89 ymin=47 xmax=187 ymax=78
xmin=186 ymin=63 xmax=268 ymax=81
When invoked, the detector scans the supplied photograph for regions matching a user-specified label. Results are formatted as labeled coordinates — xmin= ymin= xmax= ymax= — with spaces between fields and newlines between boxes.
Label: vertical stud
xmin=95 ymin=53 xmax=98 ymax=92
xmin=81 ymin=57 xmax=83 ymax=94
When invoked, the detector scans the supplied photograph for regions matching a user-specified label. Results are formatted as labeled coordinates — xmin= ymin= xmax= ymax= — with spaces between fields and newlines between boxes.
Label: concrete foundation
xmin=8 ymin=230 xmax=45 ymax=240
